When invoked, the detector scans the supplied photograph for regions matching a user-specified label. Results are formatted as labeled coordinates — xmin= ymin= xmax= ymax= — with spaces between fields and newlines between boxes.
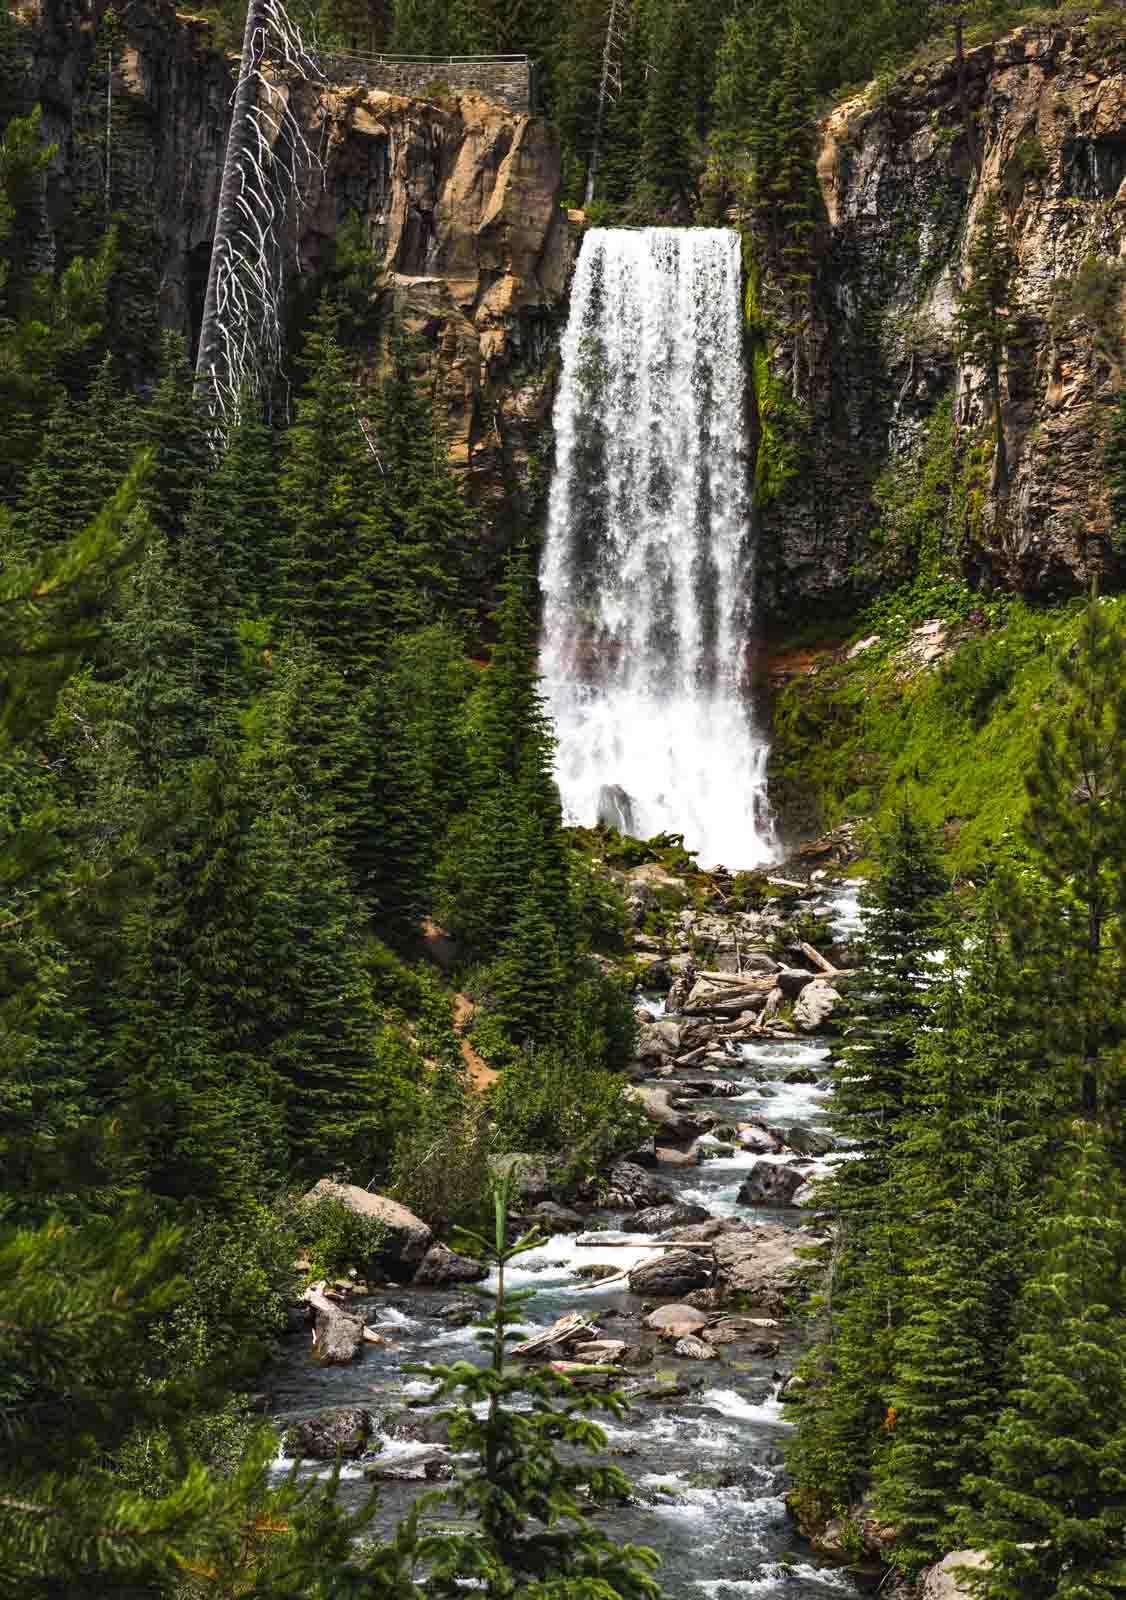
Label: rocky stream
xmin=266 ymin=878 xmax=867 ymax=1600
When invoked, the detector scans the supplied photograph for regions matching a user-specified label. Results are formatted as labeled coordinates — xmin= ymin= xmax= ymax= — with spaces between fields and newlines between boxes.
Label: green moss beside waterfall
xmin=742 ymin=240 xmax=804 ymax=506
xmin=770 ymin=592 xmax=1126 ymax=873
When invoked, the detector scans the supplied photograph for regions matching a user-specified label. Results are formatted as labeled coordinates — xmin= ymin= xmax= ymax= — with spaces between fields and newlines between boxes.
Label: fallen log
xmin=511 ymin=1311 xmax=598 ymax=1357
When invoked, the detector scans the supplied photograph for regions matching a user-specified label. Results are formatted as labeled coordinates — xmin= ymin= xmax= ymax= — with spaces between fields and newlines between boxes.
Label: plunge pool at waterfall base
xmin=268 ymin=1023 xmax=862 ymax=1600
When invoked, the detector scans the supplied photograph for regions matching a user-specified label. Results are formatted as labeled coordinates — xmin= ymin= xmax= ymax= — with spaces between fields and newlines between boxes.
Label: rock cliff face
xmin=756 ymin=21 xmax=1126 ymax=616
xmin=23 ymin=0 xmax=570 ymax=538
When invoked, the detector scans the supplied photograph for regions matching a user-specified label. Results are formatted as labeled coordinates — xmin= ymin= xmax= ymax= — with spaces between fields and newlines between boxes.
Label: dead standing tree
xmin=195 ymin=0 xmax=326 ymax=431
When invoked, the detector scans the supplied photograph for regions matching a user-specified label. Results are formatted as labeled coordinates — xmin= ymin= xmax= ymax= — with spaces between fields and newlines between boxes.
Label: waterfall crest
xmin=540 ymin=227 xmax=774 ymax=868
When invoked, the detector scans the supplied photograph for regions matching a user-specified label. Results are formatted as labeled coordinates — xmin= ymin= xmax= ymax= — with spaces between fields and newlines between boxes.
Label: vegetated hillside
xmin=767 ymin=588 xmax=1126 ymax=869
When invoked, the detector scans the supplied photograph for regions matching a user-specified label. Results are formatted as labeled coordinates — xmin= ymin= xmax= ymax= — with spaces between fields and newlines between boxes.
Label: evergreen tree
xmin=954 ymin=188 xmax=1018 ymax=493
xmin=137 ymin=330 xmax=210 ymax=548
xmin=1006 ymin=592 xmax=1126 ymax=1120
xmin=964 ymin=1129 xmax=1126 ymax=1600
xmin=833 ymin=804 xmax=948 ymax=1197
xmin=282 ymin=295 xmax=399 ymax=670
xmin=639 ymin=0 xmax=695 ymax=213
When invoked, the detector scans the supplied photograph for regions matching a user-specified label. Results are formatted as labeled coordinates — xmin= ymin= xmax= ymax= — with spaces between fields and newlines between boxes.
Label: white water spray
xmin=540 ymin=228 xmax=774 ymax=868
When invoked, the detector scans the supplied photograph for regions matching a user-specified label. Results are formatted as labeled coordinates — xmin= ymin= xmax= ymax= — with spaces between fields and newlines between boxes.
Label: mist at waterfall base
xmin=540 ymin=228 xmax=775 ymax=869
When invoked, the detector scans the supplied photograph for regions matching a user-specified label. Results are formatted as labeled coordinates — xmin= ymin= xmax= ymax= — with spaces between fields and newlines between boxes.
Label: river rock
xmin=284 ymin=1407 xmax=374 ymax=1460
xmin=739 ymin=1125 xmax=781 ymax=1153
xmin=628 ymin=1248 xmax=713 ymax=1297
xmin=364 ymin=1445 xmax=451 ymax=1481
xmin=636 ymin=1020 xmax=683 ymax=1064
xmin=632 ymin=1201 xmax=711 ymax=1234
xmin=793 ymin=980 xmax=843 ymax=1032
xmin=784 ymin=1125 xmax=834 ymax=1157
xmin=412 ymin=1241 xmax=488 ymax=1287
xmin=920 ymin=1551 xmax=992 ymax=1599
xmin=380 ymin=1410 xmax=452 ymax=1445
xmin=693 ymin=1221 xmax=805 ymax=1306
xmin=311 ymin=1302 xmax=365 ymax=1363
xmin=627 ymin=1085 xmax=705 ymax=1141
xmin=675 ymin=1334 xmax=719 ymax=1360
xmin=654 ymin=1145 xmax=700 ymax=1168
xmin=530 ymin=1200 xmax=585 ymax=1232
xmin=605 ymin=1161 xmax=672 ymax=1208
xmin=775 ymin=967 xmax=816 ymax=997
xmin=643 ymin=1303 xmax=710 ymax=1332
xmin=784 ymin=1066 xmax=820 ymax=1084
xmin=303 ymin=1181 xmax=432 ymax=1281
xmin=737 ymin=1161 xmax=812 ymax=1207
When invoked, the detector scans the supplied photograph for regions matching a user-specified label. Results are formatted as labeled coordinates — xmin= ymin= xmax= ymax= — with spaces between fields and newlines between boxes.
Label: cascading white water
xmin=540 ymin=226 xmax=775 ymax=868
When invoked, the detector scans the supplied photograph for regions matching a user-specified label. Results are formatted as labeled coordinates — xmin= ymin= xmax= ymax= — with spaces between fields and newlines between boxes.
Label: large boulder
xmin=284 ymin=1407 xmax=374 ymax=1460
xmin=632 ymin=1201 xmax=711 ymax=1234
xmin=793 ymin=980 xmax=843 ymax=1033
xmin=775 ymin=967 xmax=816 ymax=998
xmin=920 ymin=1552 xmax=992 ymax=1600
xmin=635 ymin=1020 xmax=683 ymax=1065
xmin=412 ymin=1242 xmax=488 ymax=1287
xmin=304 ymin=1182 xmax=432 ymax=1282
xmin=737 ymin=1160 xmax=813 ymax=1208
xmin=708 ymin=1222 xmax=805 ymax=1307
xmin=627 ymin=1085 xmax=703 ymax=1142
xmin=643 ymin=1302 xmax=709 ymax=1332
xmin=529 ymin=1200 xmax=584 ymax=1233
xmin=605 ymin=1161 xmax=673 ymax=1208
xmin=311 ymin=1301 xmax=365 ymax=1363
xmin=627 ymin=1248 xmax=713 ymax=1297
xmin=784 ymin=1125 xmax=834 ymax=1157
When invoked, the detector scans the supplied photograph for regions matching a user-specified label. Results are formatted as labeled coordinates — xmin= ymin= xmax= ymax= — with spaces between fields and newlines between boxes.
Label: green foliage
xmin=963 ymin=1130 xmax=1126 ymax=1599
xmin=867 ymin=397 xmax=955 ymax=586
xmin=292 ymin=1191 xmax=390 ymax=1282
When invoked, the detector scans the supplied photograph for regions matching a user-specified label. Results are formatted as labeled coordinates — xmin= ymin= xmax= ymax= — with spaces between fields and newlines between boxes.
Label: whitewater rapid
xmin=539 ymin=227 xmax=774 ymax=869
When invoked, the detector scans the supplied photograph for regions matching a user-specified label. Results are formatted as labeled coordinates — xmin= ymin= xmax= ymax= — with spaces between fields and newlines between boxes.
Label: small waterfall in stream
xmin=540 ymin=227 xmax=775 ymax=868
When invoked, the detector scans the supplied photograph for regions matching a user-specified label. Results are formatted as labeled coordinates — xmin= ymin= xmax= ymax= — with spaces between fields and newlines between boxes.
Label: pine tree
xmin=1006 ymin=592 xmax=1126 ymax=1120
xmin=138 ymin=330 xmax=210 ymax=548
xmin=282 ymin=295 xmax=400 ymax=671
xmin=833 ymin=804 xmax=949 ymax=1198
xmin=492 ymin=873 xmax=565 ymax=1047
xmin=964 ymin=1129 xmax=1126 ymax=1600
xmin=954 ymin=187 xmax=1018 ymax=493
xmin=638 ymin=0 xmax=695 ymax=213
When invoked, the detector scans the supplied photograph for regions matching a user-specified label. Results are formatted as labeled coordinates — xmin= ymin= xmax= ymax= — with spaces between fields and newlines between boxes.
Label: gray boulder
xmin=737 ymin=1161 xmax=812 ymax=1208
xmin=675 ymin=1334 xmax=719 ymax=1360
xmin=311 ymin=1302 xmax=365 ymax=1364
xmin=304 ymin=1181 xmax=432 ymax=1282
xmin=793 ymin=979 xmax=843 ymax=1033
xmin=776 ymin=967 xmax=816 ymax=997
xmin=643 ymin=1302 xmax=709 ymax=1332
xmin=530 ymin=1201 xmax=584 ymax=1233
xmin=632 ymin=1201 xmax=711 ymax=1234
xmin=636 ymin=1020 xmax=683 ymax=1064
xmin=605 ymin=1161 xmax=673 ymax=1208
xmin=627 ymin=1248 xmax=712 ymax=1297
xmin=627 ymin=1085 xmax=703 ymax=1141
xmin=284 ymin=1407 xmax=374 ymax=1460
xmin=785 ymin=1125 xmax=834 ymax=1157
xmin=412 ymin=1242 xmax=488 ymax=1287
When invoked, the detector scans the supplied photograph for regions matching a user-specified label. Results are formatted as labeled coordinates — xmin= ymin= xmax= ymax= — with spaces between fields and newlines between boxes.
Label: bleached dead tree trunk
xmin=583 ymin=0 xmax=628 ymax=209
xmin=195 ymin=0 xmax=325 ymax=432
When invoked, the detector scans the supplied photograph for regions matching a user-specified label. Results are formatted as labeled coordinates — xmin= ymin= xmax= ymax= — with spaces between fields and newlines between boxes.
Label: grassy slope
xmin=769 ymin=592 xmax=1126 ymax=874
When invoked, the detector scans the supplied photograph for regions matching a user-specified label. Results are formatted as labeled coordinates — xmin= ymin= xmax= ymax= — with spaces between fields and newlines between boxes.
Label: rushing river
xmin=270 ymin=889 xmax=864 ymax=1600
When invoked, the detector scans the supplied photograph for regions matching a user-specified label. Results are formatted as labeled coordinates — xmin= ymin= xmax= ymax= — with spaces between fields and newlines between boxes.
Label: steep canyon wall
xmin=755 ymin=21 xmax=1126 ymax=616
xmin=19 ymin=0 xmax=570 ymax=538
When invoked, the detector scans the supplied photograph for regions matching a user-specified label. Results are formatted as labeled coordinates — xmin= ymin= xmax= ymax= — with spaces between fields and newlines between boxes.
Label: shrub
xmin=390 ymin=1099 xmax=494 ymax=1237
xmin=487 ymin=1043 xmax=648 ymax=1180
xmin=289 ymin=1192 xmax=388 ymax=1283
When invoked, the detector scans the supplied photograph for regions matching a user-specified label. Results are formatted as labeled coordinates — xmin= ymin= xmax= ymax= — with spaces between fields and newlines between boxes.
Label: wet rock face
xmin=23 ymin=0 xmax=571 ymax=547
xmin=627 ymin=1248 xmax=713 ymax=1297
xmin=285 ymin=1406 xmax=374 ymax=1459
xmin=756 ymin=22 xmax=1126 ymax=614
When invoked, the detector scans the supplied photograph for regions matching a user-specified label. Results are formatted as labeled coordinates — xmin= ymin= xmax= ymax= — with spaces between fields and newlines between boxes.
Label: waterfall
xmin=540 ymin=227 xmax=775 ymax=868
